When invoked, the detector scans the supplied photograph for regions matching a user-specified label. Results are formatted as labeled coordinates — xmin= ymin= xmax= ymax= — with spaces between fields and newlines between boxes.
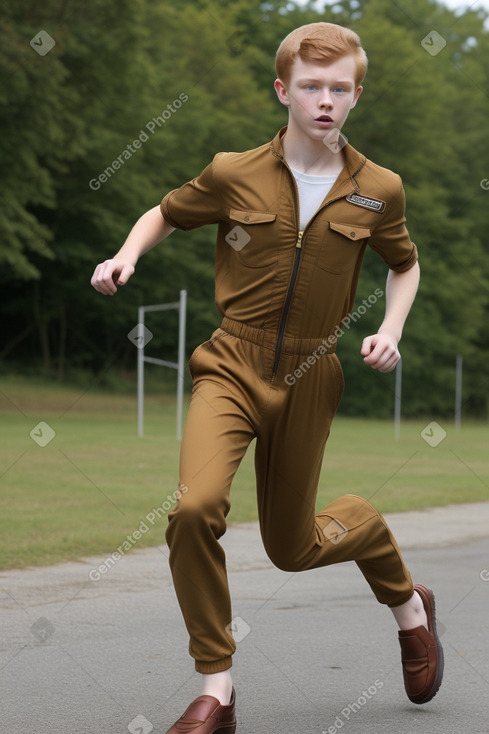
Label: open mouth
xmin=316 ymin=115 xmax=333 ymax=123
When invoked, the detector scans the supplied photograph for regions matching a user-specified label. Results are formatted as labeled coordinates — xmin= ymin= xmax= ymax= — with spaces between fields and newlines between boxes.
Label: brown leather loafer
xmin=165 ymin=687 xmax=236 ymax=733
xmin=398 ymin=583 xmax=444 ymax=704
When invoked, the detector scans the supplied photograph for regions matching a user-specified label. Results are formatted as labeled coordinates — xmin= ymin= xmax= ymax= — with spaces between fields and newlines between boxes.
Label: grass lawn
xmin=1 ymin=375 xmax=488 ymax=570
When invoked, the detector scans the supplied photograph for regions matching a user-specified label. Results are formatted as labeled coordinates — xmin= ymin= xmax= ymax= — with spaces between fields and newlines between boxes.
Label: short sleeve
xmin=369 ymin=178 xmax=418 ymax=272
xmin=160 ymin=153 xmax=227 ymax=231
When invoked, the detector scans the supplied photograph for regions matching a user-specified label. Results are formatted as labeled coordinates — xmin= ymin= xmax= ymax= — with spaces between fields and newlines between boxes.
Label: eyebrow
xmin=297 ymin=78 xmax=353 ymax=85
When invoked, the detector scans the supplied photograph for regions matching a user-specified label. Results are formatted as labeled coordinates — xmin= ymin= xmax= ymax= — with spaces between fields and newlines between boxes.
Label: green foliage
xmin=1 ymin=0 xmax=488 ymax=417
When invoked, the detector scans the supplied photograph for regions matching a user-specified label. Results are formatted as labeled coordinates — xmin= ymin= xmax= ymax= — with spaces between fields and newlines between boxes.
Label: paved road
xmin=1 ymin=502 xmax=489 ymax=734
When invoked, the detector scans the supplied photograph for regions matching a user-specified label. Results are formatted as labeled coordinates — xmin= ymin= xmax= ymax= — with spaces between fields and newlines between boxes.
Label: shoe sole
xmin=411 ymin=583 xmax=444 ymax=704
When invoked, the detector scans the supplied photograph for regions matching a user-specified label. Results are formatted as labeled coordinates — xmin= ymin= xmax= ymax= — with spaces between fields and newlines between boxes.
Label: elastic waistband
xmin=220 ymin=317 xmax=337 ymax=355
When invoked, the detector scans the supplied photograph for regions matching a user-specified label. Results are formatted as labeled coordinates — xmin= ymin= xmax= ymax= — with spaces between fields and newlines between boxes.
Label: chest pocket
xmin=316 ymin=222 xmax=371 ymax=274
xmin=226 ymin=209 xmax=278 ymax=269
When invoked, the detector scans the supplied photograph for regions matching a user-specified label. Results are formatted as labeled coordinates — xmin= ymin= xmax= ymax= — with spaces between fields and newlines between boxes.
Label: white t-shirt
xmin=292 ymin=169 xmax=338 ymax=231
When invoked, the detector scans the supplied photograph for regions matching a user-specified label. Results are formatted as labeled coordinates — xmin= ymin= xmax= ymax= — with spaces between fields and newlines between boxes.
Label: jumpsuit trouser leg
xmin=165 ymin=323 xmax=414 ymax=674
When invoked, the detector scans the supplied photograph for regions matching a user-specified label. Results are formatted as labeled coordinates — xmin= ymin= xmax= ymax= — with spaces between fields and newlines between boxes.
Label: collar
xmin=270 ymin=126 xmax=366 ymax=186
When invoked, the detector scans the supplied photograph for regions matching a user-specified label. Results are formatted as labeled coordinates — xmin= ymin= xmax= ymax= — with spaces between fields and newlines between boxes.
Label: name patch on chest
xmin=346 ymin=193 xmax=386 ymax=213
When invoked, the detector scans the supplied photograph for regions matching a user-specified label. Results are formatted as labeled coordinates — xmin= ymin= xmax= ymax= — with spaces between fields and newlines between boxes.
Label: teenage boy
xmin=91 ymin=22 xmax=443 ymax=734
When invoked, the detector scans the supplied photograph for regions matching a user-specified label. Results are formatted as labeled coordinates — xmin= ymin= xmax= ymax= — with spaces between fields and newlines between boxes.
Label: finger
xmin=93 ymin=268 xmax=115 ymax=295
xmin=360 ymin=337 xmax=375 ymax=357
xmin=90 ymin=264 xmax=108 ymax=294
xmin=103 ymin=261 xmax=122 ymax=294
xmin=363 ymin=341 xmax=390 ymax=366
xmin=370 ymin=349 xmax=400 ymax=373
xmin=116 ymin=263 xmax=134 ymax=286
xmin=380 ymin=351 xmax=401 ymax=373
xmin=92 ymin=261 xmax=118 ymax=295
xmin=363 ymin=343 xmax=384 ymax=364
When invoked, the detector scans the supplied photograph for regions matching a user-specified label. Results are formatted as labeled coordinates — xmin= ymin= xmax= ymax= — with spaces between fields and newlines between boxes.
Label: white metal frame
xmin=394 ymin=354 xmax=463 ymax=439
xmin=137 ymin=289 xmax=187 ymax=439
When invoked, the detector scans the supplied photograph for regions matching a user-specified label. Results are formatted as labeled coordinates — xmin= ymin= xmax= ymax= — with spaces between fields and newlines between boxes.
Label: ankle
xmin=201 ymin=670 xmax=233 ymax=706
xmin=392 ymin=590 xmax=428 ymax=631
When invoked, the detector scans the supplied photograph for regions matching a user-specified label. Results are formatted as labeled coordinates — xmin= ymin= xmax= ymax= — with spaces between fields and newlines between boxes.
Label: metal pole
xmin=176 ymin=290 xmax=187 ymax=440
xmin=394 ymin=358 xmax=402 ymax=441
xmin=137 ymin=307 xmax=144 ymax=437
xmin=455 ymin=354 xmax=463 ymax=432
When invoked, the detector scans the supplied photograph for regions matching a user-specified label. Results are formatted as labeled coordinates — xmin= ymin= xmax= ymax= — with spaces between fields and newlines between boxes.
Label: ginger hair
xmin=275 ymin=22 xmax=368 ymax=88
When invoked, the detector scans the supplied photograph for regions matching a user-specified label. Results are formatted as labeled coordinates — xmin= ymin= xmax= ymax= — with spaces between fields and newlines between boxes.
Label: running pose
xmin=91 ymin=22 xmax=443 ymax=734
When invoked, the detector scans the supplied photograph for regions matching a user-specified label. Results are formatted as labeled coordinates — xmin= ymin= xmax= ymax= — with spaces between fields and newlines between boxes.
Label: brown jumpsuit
xmin=160 ymin=127 xmax=418 ymax=674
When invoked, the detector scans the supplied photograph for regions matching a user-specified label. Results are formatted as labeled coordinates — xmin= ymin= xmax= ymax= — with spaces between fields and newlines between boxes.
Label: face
xmin=274 ymin=54 xmax=363 ymax=142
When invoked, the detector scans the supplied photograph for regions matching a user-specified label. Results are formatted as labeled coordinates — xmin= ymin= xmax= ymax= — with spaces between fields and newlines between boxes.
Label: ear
xmin=274 ymin=78 xmax=290 ymax=107
xmin=350 ymin=85 xmax=363 ymax=110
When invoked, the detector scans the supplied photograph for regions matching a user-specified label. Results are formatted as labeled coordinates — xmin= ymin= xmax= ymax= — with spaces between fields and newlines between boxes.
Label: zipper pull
xmin=296 ymin=231 xmax=304 ymax=248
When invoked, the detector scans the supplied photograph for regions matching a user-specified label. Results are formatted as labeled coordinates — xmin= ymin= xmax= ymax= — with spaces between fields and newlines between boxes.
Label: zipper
xmin=270 ymin=153 xmax=357 ymax=378
xmin=272 ymin=158 xmax=303 ymax=378
xmin=272 ymin=230 xmax=303 ymax=377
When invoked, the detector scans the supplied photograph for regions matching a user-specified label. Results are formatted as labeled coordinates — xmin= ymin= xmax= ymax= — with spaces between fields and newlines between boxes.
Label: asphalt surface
xmin=1 ymin=502 xmax=489 ymax=734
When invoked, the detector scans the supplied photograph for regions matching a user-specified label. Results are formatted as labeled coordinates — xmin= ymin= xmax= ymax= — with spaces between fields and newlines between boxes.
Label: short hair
xmin=275 ymin=22 xmax=368 ymax=88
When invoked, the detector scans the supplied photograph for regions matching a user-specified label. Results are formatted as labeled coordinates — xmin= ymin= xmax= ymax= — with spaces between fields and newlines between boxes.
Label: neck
xmin=282 ymin=121 xmax=346 ymax=176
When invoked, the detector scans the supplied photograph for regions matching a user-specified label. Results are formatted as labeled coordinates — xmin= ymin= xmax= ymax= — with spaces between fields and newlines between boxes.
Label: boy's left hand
xmin=361 ymin=333 xmax=400 ymax=373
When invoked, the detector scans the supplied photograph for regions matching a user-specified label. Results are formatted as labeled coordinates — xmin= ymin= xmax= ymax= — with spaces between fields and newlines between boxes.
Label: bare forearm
xmin=114 ymin=205 xmax=175 ymax=266
xmin=378 ymin=262 xmax=420 ymax=343
xmin=91 ymin=205 xmax=175 ymax=295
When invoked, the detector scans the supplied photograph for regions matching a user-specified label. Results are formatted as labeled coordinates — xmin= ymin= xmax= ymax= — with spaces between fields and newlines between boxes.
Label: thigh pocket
xmin=317 ymin=222 xmax=370 ymax=274
xmin=315 ymin=495 xmax=378 ymax=546
xmin=225 ymin=209 xmax=278 ymax=269
xmin=317 ymin=515 xmax=350 ymax=545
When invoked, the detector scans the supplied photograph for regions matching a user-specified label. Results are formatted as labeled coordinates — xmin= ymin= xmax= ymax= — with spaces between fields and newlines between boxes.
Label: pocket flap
xmin=329 ymin=222 xmax=371 ymax=240
xmin=230 ymin=209 xmax=277 ymax=224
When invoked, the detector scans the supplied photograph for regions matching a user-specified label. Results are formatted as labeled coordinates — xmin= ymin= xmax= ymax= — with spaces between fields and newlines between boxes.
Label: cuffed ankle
xmin=388 ymin=588 xmax=416 ymax=609
xmin=195 ymin=656 xmax=233 ymax=674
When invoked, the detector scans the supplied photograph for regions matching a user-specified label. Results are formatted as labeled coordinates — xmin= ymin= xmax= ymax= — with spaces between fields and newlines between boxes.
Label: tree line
xmin=1 ymin=0 xmax=488 ymax=418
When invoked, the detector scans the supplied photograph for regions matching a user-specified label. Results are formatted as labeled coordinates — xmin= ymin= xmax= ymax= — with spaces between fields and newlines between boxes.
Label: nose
xmin=319 ymin=89 xmax=333 ymax=109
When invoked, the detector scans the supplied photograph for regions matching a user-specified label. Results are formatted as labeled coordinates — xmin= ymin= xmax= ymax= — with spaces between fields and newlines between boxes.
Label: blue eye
xmin=306 ymin=84 xmax=317 ymax=90
xmin=333 ymin=87 xmax=345 ymax=93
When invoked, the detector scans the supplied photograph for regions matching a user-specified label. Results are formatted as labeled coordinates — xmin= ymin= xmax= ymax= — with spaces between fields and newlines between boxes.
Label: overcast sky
xmin=440 ymin=0 xmax=488 ymax=10
xmin=298 ymin=0 xmax=489 ymax=20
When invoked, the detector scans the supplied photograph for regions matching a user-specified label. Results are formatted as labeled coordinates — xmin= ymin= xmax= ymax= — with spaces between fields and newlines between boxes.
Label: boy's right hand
xmin=90 ymin=258 xmax=135 ymax=295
